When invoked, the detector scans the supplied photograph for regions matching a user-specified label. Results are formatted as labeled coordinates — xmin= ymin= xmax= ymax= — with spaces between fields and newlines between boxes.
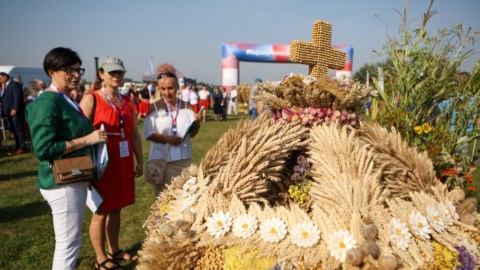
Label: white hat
xmin=99 ymin=56 xmax=126 ymax=72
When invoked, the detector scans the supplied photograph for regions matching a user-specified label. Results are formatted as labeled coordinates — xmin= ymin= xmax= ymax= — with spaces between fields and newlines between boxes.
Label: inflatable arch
xmin=221 ymin=42 xmax=353 ymax=89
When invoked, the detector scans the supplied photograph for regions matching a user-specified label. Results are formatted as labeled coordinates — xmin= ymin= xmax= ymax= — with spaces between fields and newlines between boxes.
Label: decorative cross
xmin=290 ymin=20 xmax=346 ymax=80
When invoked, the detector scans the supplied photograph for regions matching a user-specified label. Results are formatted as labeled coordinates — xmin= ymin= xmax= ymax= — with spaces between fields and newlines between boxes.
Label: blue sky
xmin=0 ymin=0 xmax=478 ymax=85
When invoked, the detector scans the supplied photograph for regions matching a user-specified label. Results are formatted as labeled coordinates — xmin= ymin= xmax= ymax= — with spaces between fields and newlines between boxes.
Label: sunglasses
xmin=60 ymin=68 xmax=85 ymax=76
xmin=157 ymin=72 xmax=177 ymax=80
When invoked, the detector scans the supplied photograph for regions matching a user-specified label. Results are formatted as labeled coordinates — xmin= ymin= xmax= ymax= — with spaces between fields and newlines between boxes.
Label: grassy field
xmin=1 ymin=110 xmax=479 ymax=270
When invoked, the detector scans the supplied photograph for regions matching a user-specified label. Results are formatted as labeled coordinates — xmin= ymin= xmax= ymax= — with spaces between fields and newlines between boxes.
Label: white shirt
xmin=181 ymin=88 xmax=190 ymax=102
xmin=229 ymin=89 xmax=238 ymax=101
xmin=189 ymin=91 xmax=198 ymax=105
xmin=143 ymin=107 xmax=195 ymax=162
xmin=198 ymin=89 xmax=210 ymax=100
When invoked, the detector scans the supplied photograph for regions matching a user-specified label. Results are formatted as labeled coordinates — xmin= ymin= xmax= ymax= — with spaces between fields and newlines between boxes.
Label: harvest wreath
xmin=137 ymin=21 xmax=479 ymax=270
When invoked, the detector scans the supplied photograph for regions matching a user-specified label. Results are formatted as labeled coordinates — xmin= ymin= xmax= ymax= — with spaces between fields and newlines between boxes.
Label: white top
xmin=189 ymin=91 xmax=198 ymax=105
xmin=143 ymin=107 xmax=195 ymax=162
xmin=181 ymin=88 xmax=190 ymax=102
xmin=229 ymin=89 xmax=238 ymax=100
xmin=198 ymin=89 xmax=210 ymax=100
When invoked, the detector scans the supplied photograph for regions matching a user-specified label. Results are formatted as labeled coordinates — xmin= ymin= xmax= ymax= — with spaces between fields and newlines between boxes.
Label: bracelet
xmin=68 ymin=140 xmax=76 ymax=149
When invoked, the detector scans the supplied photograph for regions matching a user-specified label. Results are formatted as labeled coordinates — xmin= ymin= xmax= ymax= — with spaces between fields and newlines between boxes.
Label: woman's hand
xmin=135 ymin=163 xmax=143 ymax=177
xmin=85 ymin=130 xmax=108 ymax=145
xmin=194 ymin=112 xmax=202 ymax=122
xmin=163 ymin=135 xmax=183 ymax=145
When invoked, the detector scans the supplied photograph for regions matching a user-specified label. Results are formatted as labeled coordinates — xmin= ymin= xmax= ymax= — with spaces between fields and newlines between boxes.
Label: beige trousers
xmin=145 ymin=158 xmax=192 ymax=196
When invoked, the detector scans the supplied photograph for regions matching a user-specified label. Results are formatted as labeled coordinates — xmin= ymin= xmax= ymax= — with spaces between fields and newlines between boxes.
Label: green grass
xmin=1 ymin=109 xmax=479 ymax=269
xmin=0 ymin=110 xmax=245 ymax=270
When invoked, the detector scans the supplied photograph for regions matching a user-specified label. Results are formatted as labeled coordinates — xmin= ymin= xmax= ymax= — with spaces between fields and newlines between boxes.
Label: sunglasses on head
xmin=157 ymin=72 xmax=177 ymax=80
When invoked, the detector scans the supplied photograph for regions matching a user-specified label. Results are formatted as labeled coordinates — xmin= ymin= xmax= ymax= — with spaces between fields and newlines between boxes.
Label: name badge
xmin=119 ymin=141 xmax=130 ymax=158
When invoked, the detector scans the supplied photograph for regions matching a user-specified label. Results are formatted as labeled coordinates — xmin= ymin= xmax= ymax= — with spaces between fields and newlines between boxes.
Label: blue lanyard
xmin=102 ymin=88 xmax=126 ymax=139
xmin=164 ymin=99 xmax=179 ymax=136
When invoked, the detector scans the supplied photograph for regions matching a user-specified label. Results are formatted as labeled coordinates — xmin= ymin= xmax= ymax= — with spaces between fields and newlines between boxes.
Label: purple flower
xmin=291 ymin=172 xmax=301 ymax=181
xmin=268 ymin=264 xmax=281 ymax=270
xmin=456 ymin=246 xmax=476 ymax=270
xmin=297 ymin=155 xmax=306 ymax=164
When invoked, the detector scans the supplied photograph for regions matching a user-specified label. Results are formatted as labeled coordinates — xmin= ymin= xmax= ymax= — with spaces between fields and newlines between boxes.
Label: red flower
xmin=463 ymin=173 xmax=475 ymax=183
xmin=467 ymin=186 xmax=476 ymax=191
xmin=441 ymin=169 xmax=457 ymax=176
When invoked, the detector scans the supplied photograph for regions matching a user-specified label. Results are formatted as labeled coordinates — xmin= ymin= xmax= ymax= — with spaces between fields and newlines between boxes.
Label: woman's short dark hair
xmin=43 ymin=47 xmax=82 ymax=77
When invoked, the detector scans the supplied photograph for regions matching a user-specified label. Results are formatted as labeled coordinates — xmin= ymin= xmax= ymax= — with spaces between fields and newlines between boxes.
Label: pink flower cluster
xmin=271 ymin=107 xmax=360 ymax=127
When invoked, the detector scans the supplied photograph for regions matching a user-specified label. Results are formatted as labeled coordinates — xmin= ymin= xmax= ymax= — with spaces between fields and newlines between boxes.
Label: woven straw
xmin=290 ymin=20 xmax=346 ymax=80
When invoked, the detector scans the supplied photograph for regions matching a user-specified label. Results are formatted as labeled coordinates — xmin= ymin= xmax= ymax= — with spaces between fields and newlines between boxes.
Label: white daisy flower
xmin=409 ymin=210 xmax=431 ymax=240
xmin=232 ymin=214 xmax=258 ymax=239
xmin=389 ymin=218 xmax=411 ymax=250
xmin=445 ymin=200 xmax=460 ymax=220
xmin=179 ymin=194 xmax=198 ymax=213
xmin=438 ymin=202 xmax=453 ymax=225
xmin=326 ymin=230 xmax=357 ymax=262
xmin=290 ymin=222 xmax=321 ymax=248
xmin=426 ymin=205 xmax=445 ymax=232
xmin=182 ymin=177 xmax=197 ymax=192
xmin=188 ymin=184 xmax=199 ymax=193
xmin=206 ymin=211 xmax=233 ymax=238
xmin=259 ymin=218 xmax=288 ymax=243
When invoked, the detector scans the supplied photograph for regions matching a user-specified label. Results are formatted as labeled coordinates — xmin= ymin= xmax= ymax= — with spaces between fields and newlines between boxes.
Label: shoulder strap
xmin=153 ymin=99 xmax=158 ymax=112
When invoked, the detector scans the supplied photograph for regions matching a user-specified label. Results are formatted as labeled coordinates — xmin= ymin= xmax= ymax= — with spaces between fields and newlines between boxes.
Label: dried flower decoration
xmin=389 ymin=218 xmax=412 ymax=251
xmin=409 ymin=210 xmax=432 ymax=240
xmin=326 ymin=230 xmax=357 ymax=262
xmin=290 ymin=222 xmax=321 ymax=248
xmin=182 ymin=176 xmax=198 ymax=193
xmin=232 ymin=214 xmax=258 ymax=239
xmin=259 ymin=218 xmax=288 ymax=243
xmin=206 ymin=211 xmax=233 ymax=238
xmin=255 ymin=72 xmax=372 ymax=128
xmin=426 ymin=205 xmax=445 ymax=232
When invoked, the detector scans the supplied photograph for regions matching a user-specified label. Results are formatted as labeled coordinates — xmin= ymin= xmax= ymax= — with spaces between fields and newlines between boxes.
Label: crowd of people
xmin=0 ymin=46 xmax=267 ymax=270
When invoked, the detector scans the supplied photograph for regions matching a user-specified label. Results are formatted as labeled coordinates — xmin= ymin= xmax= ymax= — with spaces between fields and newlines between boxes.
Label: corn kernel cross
xmin=290 ymin=20 xmax=346 ymax=80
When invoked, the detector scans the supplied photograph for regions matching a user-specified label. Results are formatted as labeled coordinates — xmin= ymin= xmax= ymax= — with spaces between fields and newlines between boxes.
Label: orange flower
xmin=464 ymin=173 xmax=475 ymax=183
xmin=441 ymin=169 xmax=457 ymax=176
xmin=467 ymin=186 xmax=476 ymax=191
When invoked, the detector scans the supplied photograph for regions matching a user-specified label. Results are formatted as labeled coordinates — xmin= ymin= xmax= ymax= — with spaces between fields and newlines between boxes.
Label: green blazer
xmin=26 ymin=91 xmax=94 ymax=189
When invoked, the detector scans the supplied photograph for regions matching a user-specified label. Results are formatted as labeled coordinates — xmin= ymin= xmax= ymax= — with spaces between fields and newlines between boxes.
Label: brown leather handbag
xmin=52 ymin=155 xmax=95 ymax=185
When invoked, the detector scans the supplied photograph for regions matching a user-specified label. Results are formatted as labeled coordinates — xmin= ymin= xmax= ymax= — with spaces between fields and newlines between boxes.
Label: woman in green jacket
xmin=26 ymin=47 xmax=107 ymax=270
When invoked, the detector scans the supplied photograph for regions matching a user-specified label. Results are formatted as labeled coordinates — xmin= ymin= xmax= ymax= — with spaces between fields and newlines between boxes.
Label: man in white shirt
xmin=181 ymin=85 xmax=190 ymax=103
xmin=227 ymin=87 xmax=238 ymax=115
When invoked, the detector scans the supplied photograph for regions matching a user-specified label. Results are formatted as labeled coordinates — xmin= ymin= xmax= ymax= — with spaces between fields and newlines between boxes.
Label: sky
xmin=0 ymin=0 xmax=479 ymax=85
